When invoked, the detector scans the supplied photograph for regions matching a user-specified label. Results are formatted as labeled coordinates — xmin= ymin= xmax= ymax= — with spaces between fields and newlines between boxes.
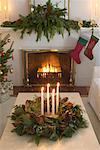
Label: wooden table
xmin=0 ymin=93 xmax=100 ymax=150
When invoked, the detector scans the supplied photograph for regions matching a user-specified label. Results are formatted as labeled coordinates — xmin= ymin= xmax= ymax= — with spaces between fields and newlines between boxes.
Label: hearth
xmin=22 ymin=50 xmax=75 ymax=86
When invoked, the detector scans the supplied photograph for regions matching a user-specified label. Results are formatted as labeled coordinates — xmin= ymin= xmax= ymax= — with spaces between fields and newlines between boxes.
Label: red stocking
xmin=84 ymin=35 xmax=99 ymax=60
xmin=71 ymin=37 xmax=88 ymax=64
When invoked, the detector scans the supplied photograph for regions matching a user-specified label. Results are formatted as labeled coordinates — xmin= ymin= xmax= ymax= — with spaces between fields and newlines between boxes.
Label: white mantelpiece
xmin=0 ymin=27 xmax=100 ymax=86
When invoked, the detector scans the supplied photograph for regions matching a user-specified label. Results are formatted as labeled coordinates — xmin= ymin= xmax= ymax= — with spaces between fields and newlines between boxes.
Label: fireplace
xmin=22 ymin=50 xmax=75 ymax=86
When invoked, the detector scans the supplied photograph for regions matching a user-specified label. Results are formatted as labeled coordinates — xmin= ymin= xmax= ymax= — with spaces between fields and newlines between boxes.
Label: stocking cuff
xmin=79 ymin=37 xmax=88 ymax=46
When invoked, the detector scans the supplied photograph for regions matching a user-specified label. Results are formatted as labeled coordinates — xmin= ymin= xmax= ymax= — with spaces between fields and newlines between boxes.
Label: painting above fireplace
xmin=22 ymin=49 xmax=75 ymax=86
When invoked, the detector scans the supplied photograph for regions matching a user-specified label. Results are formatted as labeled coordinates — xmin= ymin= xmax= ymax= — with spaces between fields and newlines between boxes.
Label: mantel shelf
xmin=0 ymin=27 xmax=12 ymax=32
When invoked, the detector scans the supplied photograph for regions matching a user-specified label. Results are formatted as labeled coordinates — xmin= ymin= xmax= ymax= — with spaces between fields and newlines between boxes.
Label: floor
xmin=0 ymin=95 xmax=100 ymax=145
xmin=82 ymin=97 xmax=100 ymax=144
xmin=13 ymin=86 xmax=90 ymax=97
xmin=0 ymin=97 xmax=15 ymax=137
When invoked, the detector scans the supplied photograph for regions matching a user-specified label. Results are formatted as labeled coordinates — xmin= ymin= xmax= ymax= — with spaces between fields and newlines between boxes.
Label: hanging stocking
xmin=84 ymin=35 xmax=99 ymax=60
xmin=70 ymin=37 xmax=88 ymax=64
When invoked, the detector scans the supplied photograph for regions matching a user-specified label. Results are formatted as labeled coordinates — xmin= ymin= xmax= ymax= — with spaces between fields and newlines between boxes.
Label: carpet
xmin=82 ymin=97 xmax=100 ymax=144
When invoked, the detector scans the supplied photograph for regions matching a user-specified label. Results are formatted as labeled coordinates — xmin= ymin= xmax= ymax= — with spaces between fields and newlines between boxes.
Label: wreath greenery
xmin=1 ymin=0 xmax=97 ymax=42
xmin=11 ymin=96 xmax=87 ymax=145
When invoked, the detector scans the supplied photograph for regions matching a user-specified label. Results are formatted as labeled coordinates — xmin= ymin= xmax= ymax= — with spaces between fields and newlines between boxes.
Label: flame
xmin=42 ymin=64 xmax=57 ymax=73
xmin=38 ymin=64 xmax=61 ymax=73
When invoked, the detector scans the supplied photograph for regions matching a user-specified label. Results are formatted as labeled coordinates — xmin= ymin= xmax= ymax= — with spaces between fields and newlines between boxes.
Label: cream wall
xmin=8 ymin=0 xmax=93 ymax=21
xmin=8 ymin=0 xmax=30 ymax=21
xmin=70 ymin=0 xmax=92 ymax=20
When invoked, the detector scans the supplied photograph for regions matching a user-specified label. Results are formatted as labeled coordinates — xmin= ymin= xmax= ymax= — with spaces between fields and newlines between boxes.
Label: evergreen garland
xmin=1 ymin=0 xmax=97 ymax=42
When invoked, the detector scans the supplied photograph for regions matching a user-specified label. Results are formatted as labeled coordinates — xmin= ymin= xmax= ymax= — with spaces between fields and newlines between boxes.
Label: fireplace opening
xmin=22 ymin=50 xmax=75 ymax=86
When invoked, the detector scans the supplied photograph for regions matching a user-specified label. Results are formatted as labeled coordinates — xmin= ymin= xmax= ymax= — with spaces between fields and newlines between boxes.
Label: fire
xmin=42 ymin=64 xmax=57 ymax=73
xmin=38 ymin=64 xmax=61 ymax=73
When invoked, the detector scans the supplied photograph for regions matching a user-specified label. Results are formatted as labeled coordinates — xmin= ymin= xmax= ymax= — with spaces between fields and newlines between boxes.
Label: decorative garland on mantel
xmin=1 ymin=0 xmax=97 ymax=42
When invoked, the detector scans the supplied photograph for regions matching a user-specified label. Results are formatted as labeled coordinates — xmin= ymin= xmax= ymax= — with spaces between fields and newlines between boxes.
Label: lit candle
xmin=37 ymin=73 xmax=39 ymax=78
xmin=41 ymin=87 xmax=44 ymax=115
xmin=47 ymin=83 xmax=50 ymax=114
xmin=56 ymin=82 xmax=60 ymax=113
xmin=52 ymin=89 xmax=55 ymax=115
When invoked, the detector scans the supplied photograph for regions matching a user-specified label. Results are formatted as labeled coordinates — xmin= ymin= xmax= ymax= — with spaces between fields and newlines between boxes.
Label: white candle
xmin=52 ymin=89 xmax=55 ymax=115
xmin=41 ymin=87 xmax=44 ymax=115
xmin=56 ymin=82 xmax=60 ymax=113
xmin=47 ymin=83 xmax=50 ymax=114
